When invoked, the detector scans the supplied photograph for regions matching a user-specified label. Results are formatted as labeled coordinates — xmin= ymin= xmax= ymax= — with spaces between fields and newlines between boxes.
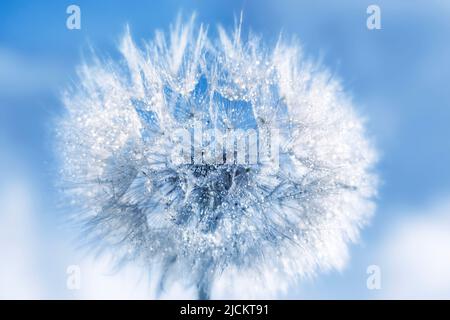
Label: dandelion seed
xmin=57 ymin=15 xmax=377 ymax=299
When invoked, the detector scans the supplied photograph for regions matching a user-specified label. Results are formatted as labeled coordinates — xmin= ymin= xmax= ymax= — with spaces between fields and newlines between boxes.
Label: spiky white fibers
xmin=56 ymin=16 xmax=377 ymax=299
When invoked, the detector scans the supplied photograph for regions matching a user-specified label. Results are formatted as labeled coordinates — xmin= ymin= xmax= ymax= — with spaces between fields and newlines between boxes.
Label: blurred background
xmin=1 ymin=0 xmax=450 ymax=299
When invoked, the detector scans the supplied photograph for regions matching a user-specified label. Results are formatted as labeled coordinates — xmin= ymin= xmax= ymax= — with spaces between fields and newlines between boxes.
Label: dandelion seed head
xmin=57 ymin=15 xmax=377 ymax=299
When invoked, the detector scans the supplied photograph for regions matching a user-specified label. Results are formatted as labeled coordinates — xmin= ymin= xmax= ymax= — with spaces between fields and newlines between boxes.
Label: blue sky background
xmin=1 ymin=0 xmax=450 ymax=299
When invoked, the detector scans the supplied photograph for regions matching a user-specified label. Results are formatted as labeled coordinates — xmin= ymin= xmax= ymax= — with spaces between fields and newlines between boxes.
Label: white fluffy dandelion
xmin=57 ymin=15 xmax=377 ymax=299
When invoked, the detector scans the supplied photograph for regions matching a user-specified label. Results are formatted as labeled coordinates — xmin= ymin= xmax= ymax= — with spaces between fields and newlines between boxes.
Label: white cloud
xmin=376 ymin=196 xmax=450 ymax=299
xmin=0 ymin=47 xmax=63 ymax=98
xmin=0 ymin=175 xmax=43 ymax=298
